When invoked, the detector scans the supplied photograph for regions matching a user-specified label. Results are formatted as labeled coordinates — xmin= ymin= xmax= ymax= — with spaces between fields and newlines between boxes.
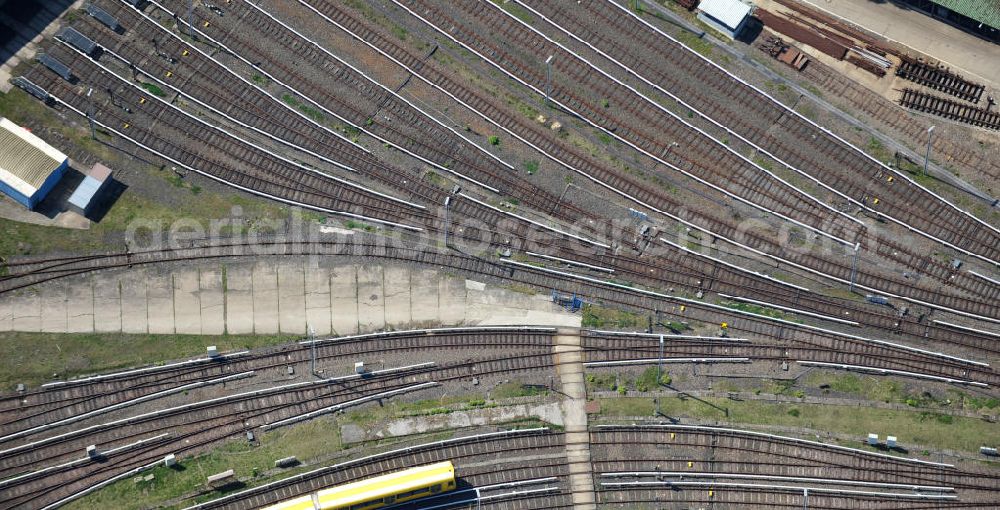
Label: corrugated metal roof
xmin=11 ymin=76 xmax=49 ymax=102
xmin=68 ymin=176 xmax=101 ymax=210
xmin=57 ymin=27 xmax=98 ymax=55
xmin=38 ymin=53 xmax=72 ymax=81
xmin=0 ymin=118 xmax=68 ymax=197
xmin=930 ymin=0 xmax=1000 ymax=29
xmin=86 ymin=3 xmax=121 ymax=32
xmin=698 ymin=0 xmax=752 ymax=29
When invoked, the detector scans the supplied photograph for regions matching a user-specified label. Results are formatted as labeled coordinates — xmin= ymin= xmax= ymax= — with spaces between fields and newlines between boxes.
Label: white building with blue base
xmin=0 ymin=117 xmax=68 ymax=210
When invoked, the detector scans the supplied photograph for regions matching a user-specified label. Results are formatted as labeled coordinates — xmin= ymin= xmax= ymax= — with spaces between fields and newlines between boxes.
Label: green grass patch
xmin=0 ymin=331 xmax=298 ymax=389
xmin=391 ymin=24 xmax=408 ymax=40
xmin=340 ymin=393 xmax=485 ymax=428
xmin=597 ymin=132 xmax=613 ymax=145
xmin=752 ymin=156 xmax=775 ymax=172
xmin=488 ymin=135 xmax=500 ymax=146
xmin=493 ymin=380 xmax=549 ymax=399
xmin=490 ymin=0 xmax=535 ymax=25
xmin=599 ymin=397 xmax=1000 ymax=453
xmin=64 ymin=419 xmax=343 ymax=510
xmin=801 ymin=373 xmax=905 ymax=403
xmin=676 ymin=29 xmax=713 ymax=57
xmin=0 ymin=173 xmax=293 ymax=256
xmin=598 ymin=396 xmax=655 ymax=415
xmin=506 ymin=95 xmax=539 ymax=120
xmin=720 ymin=299 xmax=789 ymax=320
xmin=424 ymin=170 xmax=450 ymax=189
xmin=866 ymin=137 xmax=893 ymax=164
xmin=634 ymin=366 xmax=671 ymax=392
xmin=298 ymin=104 xmax=324 ymax=123
xmin=279 ymin=94 xmax=324 ymax=122
xmin=140 ymin=82 xmax=166 ymax=98
xmin=344 ymin=219 xmax=375 ymax=232
xmin=251 ymin=74 xmax=268 ymax=85
xmin=523 ymin=160 xmax=539 ymax=175
xmin=581 ymin=304 xmax=643 ymax=328
xmin=585 ymin=372 xmax=620 ymax=392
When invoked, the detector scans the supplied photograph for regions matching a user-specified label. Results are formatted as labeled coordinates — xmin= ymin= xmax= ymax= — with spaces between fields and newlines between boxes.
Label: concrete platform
xmin=794 ymin=0 xmax=1000 ymax=90
xmin=0 ymin=258 xmax=580 ymax=335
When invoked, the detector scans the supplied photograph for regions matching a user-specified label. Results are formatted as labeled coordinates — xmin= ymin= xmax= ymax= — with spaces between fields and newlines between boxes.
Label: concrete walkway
xmin=0 ymin=259 xmax=580 ymax=334
xmin=552 ymin=327 xmax=597 ymax=510
xmin=796 ymin=0 xmax=1000 ymax=90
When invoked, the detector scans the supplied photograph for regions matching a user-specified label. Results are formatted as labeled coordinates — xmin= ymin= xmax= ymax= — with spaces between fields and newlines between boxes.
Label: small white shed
xmin=697 ymin=0 xmax=754 ymax=39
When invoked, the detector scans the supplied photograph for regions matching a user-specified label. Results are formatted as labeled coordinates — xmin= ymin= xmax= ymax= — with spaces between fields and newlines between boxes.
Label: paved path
xmin=0 ymin=258 xmax=580 ymax=334
xmin=552 ymin=327 xmax=597 ymax=510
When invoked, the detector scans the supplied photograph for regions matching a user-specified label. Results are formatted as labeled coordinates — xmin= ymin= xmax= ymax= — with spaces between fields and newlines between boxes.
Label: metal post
xmin=443 ymin=195 xmax=451 ymax=248
xmin=849 ymin=242 xmax=860 ymax=293
xmin=308 ymin=324 xmax=317 ymax=377
xmin=656 ymin=334 xmax=664 ymax=416
xmin=86 ymin=87 xmax=95 ymax=140
xmin=187 ymin=0 xmax=195 ymax=39
xmin=923 ymin=126 xmax=935 ymax=176
xmin=544 ymin=55 xmax=554 ymax=106
xmin=803 ymin=487 xmax=809 ymax=509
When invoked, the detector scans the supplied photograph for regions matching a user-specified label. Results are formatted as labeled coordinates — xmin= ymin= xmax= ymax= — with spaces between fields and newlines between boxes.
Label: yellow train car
xmin=262 ymin=461 xmax=456 ymax=510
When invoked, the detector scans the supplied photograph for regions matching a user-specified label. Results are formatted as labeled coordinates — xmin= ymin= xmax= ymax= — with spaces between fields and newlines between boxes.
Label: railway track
xmin=379 ymin=0 xmax=864 ymax=247
xmin=580 ymin=331 xmax=996 ymax=385
xmin=43 ymin=0 xmax=1000 ymax=334
xmin=490 ymin=0 xmax=1000 ymax=265
xmin=0 ymin=328 xmax=553 ymax=439
xmin=21 ymin=9 xmax=1000 ymax=350
xmin=592 ymin=425 xmax=1000 ymax=507
xmin=798 ymin=58 xmax=1000 ymax=181
xmin=7 ymin=207 xmax=1000 ymax=361
xmin=896 ymin=56 xmax=985 ymax=104
xmin=0 ymin=336 xmax=561 ymax=508
xmin=101 ymin=0 xmax=603 ymax=232
xmin=899 ymin=89 xmax=1000 ymax=131
xmin=48 ymin=0 xmax=1000 ymax=332
xmin=1 ymin=237 xmax=996 ymax=388
xmin=25 ymin=52 xmax=428 ymax=231
xmin=23 ymin=54 xmax=612 ymax=265
xmin=191 ymin=430 xmax=572 ymax=510
xmin=291 ymin=0 xmax=1000 ymax=322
